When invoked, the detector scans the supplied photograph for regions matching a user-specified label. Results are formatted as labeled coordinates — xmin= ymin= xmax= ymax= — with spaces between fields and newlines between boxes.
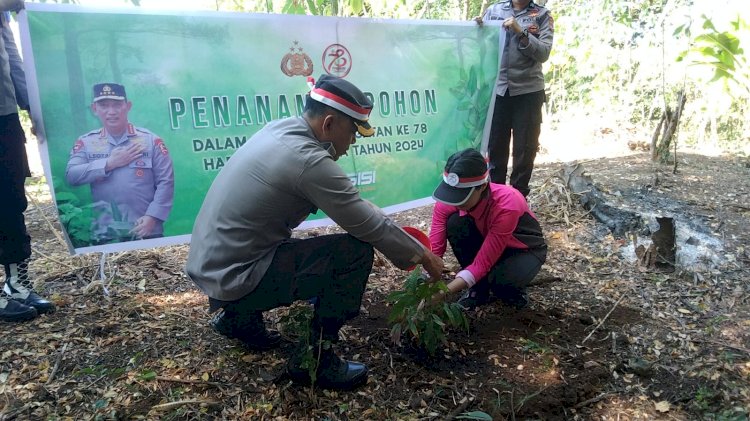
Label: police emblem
xmin=136 ymin=169 xmax=145 ymax=177
xmin=281 ymin=41 xmax=313 ymax=77
xmin=322 ymin=44 xmax=352 ymax=78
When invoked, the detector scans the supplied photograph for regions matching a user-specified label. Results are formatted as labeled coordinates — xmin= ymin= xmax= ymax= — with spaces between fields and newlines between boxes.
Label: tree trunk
xmin=650 ymin=113 xmax=666 ymax=161
xmin=652 ymin=90 xmax=686 ymax=163
xmin=559 ymin=163 xmax=642 ymax=238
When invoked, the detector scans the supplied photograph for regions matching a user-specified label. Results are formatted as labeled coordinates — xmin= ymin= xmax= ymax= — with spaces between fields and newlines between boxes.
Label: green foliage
xmin=677 ymin=15 xmax=749 ymax=96
xmin=278 ymin=302 xmax=314 ymax=340
xmin=278 ymin=303 xmax=317 ymax=383
xmin=518 ymin=338 xmax=549 ymax=355
xmin=692 ymin=385 xmax=749 ymax=420
xmin=456 ymin=411 xmax=493 ymax=420
xmin=137 ymin=369 xmax=157 ymax=381
xmin=387 ymin=268 xmax=469 ymax=356
xmin=277 ymin=303 xmax=333 ymax=387
xmin=551 ymin=0 xmax=748 ymax=150
xmin=73 ymin=364 xmax=126 ymax=378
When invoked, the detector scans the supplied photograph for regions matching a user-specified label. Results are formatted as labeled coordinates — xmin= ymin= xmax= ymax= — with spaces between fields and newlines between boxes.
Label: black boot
xmin=287 ymin=342 xmax=368 ymax=390
xmin=3 ymin=261 xmax=55 ymax=314
xmin=0 ymin=294 xmax=38 ymax=322
xmin=492 ymin=284 xmax=529 ymax=310
xmin=210 ymin=310 xmax=281 ymax=351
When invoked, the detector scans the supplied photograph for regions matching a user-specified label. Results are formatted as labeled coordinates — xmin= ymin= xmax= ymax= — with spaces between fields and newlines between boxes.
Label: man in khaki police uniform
xmin=187 ymin=75 xmax=445 ymax=390
xmin=66 ymin=83 xmax=174 ymax=243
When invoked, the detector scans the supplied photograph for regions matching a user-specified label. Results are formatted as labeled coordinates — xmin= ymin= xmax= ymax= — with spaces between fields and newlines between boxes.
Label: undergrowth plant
xmin=278 ymin=302 xmax=332 ymax=388
xmin=387 ymin=268 xmax=469 ymax=356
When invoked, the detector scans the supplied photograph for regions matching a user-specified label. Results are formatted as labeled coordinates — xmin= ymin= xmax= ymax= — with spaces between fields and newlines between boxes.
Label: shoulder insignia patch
xmin=155 ymin=138 xmax=169 ymax=155
xmin=72 ymin=139 xmax=84 ymax=155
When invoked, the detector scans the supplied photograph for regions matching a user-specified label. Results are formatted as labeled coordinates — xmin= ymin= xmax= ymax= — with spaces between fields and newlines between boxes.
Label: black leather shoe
xmin=288 ymin=348 xmax=368 ymax=390
xmin=210 ymin=311 xmax=281 ymax=350
xmin=457 ymin=288 xmax=496 ymax=310
xmin=0 ymin=299 xmax=38 ymax=322
xmin=14 ymin=292 xmax=56 ymax=314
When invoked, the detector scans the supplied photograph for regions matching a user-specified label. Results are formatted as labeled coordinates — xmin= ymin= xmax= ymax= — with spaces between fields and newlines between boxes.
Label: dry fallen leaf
xmin=655 ymin=401 xmax=670 ymax=412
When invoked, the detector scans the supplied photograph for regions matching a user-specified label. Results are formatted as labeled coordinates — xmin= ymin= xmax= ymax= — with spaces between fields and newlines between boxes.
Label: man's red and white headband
xmin=309 ymin=88 xmax=371 ymax=121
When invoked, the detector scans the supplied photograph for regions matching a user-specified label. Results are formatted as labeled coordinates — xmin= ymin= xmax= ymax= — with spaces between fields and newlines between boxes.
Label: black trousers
xmin=487 ymin=90 xmax=545 ymax=197
xmin=214 ymin=233 xmax=374 ymax=342
xmin=446 ymin=212 xmax=545 ymax=294
xmin=0 ymin=113 xmax=31 ymax=265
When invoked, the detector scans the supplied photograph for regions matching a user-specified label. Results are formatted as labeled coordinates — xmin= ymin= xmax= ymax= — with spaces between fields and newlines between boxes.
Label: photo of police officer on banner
xmin=65 ymin=83 xmax=174 ymax=246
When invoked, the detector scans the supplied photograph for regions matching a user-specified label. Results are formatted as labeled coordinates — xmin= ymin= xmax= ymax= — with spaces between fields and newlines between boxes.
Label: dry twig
xmin=46 ymin=342 xmax=68 ymax=385
xmin=150 ymin=400 xmax=220 ymax=412
xmin=582 ymin=293 xmax=626 ymax=344
xmin=155 ymin=376 xmax=224 ymax=388
xmin=574 ymin=391 xmax=617 ymax=409
xmin=692 ymin=339 xmax=750 ymax=356
xmin=26 ymin=192 xmax=68 ymax=249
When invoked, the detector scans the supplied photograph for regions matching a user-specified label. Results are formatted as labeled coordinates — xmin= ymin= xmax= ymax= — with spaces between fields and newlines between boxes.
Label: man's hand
xmin=105 ymin=143 xmax=144 ymax=172
xmin=474 ymin=16 xmax=484 ymax=26
xmin=420 ymin=250 xmax=444 ymax=282
xmin=131 ymin=215 xmax=157 ymax=239
xmin=502 ymin=16 xmax=523 ymax=34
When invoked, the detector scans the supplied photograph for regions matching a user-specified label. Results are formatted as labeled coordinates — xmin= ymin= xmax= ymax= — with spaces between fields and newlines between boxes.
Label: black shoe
xmin=210 ymin=311 xmax=281 ymax=351
xmin=287 ymin=348 xmax=368 ymax=390
xmin=494 ymin=286 xmax=529 ymax=310
xmin=0 ymin=299 xmax=38 ymax=322
xmin=14 ymin=292 xmax=56 ymax=314
xmin=457 ymin=287 xmax=496 ymax=310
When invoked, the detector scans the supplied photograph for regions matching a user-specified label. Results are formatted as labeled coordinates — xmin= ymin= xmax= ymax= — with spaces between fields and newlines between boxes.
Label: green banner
xmin=19 ymin=4 xmax=500 ymax=254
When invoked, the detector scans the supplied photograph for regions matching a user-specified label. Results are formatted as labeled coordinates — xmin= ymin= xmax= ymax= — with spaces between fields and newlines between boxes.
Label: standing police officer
xmin=479 ymin=0 xmax=553 ymax=197
xmin=66 ymin=83 xmax=174 ymax=243
xmin=1 ymin=0 xmax=56 ymax=322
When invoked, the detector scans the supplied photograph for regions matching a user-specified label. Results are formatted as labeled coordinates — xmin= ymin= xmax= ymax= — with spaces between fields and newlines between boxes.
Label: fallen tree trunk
xmin=559 ymin=163 xmax=642 ymax=238
xmin=559 ymin=163 xmax=676 ymax=272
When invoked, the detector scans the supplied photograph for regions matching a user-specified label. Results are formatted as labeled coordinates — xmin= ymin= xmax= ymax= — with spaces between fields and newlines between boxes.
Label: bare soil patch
xmin=1 ymin=152 xmax=748 ymax=420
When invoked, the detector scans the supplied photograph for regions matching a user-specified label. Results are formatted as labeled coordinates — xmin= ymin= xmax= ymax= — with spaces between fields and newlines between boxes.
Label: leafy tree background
xmin=208 ymin=0 xmax=747 ymax=154
xmin=24 ymin=0 xmax=749 ymax=155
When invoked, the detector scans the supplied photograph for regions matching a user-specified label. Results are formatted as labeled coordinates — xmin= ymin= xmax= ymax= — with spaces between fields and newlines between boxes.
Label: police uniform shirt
xmin=65 ymin=123 xmax=174 ymax=235
xmin=483 ymin=0 xmax=554 ymax=96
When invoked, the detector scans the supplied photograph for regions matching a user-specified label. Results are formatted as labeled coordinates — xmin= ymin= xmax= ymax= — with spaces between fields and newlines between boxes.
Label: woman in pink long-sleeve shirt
xmin=430 ymin=149 xmax=547 ymax=309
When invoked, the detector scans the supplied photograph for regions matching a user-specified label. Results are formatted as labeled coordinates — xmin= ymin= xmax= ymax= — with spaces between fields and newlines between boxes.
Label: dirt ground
xmin=1 ymin=148 xmax=749 ymax=420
